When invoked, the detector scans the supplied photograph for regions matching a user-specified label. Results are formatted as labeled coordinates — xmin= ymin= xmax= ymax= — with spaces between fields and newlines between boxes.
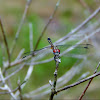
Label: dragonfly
xmin=47 ymin=37 xmax=61 ymax=62
xmin=22 ymin=38 xmax=92 ymax=62
xmin=23 ymin=38 xmax=60 ymax=60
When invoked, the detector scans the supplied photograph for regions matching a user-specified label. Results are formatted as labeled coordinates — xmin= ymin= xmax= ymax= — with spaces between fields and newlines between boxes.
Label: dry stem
xmin=0 ymin=17 xmax=10 ymax=67
xmin=10 ymin=0 xmax=32 ymax=55
xmin=78 ymin=62 xmax=100 ymax=100
xmin=34 ymin=0 xmax=60 ymax=50
xmin=55 ymin=71 xmax=100 ymax=94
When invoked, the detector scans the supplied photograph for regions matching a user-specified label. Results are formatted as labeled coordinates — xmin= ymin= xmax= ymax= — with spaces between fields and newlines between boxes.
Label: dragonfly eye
xmin=57 ymin=49 xmax=60 ymax=53
xmin=47 ymin=37 xmax=51 ymax=40
xmin=84 ymin=46 xmax=88 ymax=49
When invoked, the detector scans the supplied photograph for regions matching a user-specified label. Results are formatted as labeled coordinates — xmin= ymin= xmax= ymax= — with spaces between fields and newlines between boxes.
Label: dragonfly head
xmin=53 ymin=49 xmax=60 ymax=55
xmin=47 ymin=37 xmax=51 ymax=41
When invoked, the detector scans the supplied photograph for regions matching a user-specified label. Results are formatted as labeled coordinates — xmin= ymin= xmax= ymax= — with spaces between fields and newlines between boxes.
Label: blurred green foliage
xmin=0 ymin=0 xmax=100 ymax=99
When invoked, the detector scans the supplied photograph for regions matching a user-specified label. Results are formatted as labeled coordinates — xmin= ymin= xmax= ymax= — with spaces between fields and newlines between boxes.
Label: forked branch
xmin=79 ymin=62 xmax=100 ymax=100
xmin=54 ymin=71 xmax=100 ymax=94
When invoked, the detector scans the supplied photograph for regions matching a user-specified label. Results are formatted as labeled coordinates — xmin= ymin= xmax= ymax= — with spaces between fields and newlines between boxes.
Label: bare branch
xmin=55 ymin=71 xmax=100 ymax=94
xmin=26 ymin=28 xmax=100 ymax=66
xmin=15 ymin=22 xmax=34 ymax=97
xmin=0 ymin=68 xmax=17 ymax=99
xmin=60 ymin=28 xmax=100 ymax=56
xmin=0 ymin=17 xmax=10 ymax=67
xmin=17 ymin=79 xmax=23 ymax=100
xmin=29 ymin=23 xmax=33 ymax=51
xmin=49 ymin=61 xmax=60 ymax=100
xmin=34 ymin=0 xmax=61 ymax=50
xmin=23 ymin=60 xmax=86 ymax=98
xmin=0 ymin=87 xmax=8 ymax=91
xmin=2 ymin=8 xmax=100 ymax=70
xmin=0 ymin=64 xmax=25 ymax=82
xmin=1 ymin=43 xmax=6 ymax=66
xmin=9 ymin=55 xmax=31 ymax=67
xmin=0 ymin=80 xmax=27 ymax=94
xmin=55 ymin=7 xmax=100 ymax=44
xmin=78 ymin=62 xmax=100 ymax=100
xmin=2 ymin=27 xmax=100 ymax=71
xmin=10 ymin=0 xmax=32 ymax=55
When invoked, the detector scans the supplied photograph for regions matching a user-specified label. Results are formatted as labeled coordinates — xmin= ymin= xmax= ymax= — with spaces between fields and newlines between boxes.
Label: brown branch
xmin=34 ymin=0 xmax=60 ymax=51
xmin=78 ymin=62 xmax=100 ymax=100
xmin=10 ymin=0 xmax=32 ymax=55
xmin=18 ymin=79 xmax=23 ymax=100
xmin=0 ymin=17 xmax=10 ymax=67
xmin=49 ymin=61 xmax=59 ymax=100
xmin=54 ymin=71 xmax=100 ymax=94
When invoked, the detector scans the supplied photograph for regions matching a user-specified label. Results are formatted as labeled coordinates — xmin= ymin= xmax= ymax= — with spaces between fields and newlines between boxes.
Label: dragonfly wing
xmin=56 ymin=44 xmax=92 ymax=49
xmin=22 ymin=45 xmax=51 ymax=58
xmin=56 ymin=44 xmax=93 ymax=55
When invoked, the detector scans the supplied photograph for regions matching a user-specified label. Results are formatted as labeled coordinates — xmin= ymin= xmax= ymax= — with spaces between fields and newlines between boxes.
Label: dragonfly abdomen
xmin=47 ymin=37 xmax=54 ymax=49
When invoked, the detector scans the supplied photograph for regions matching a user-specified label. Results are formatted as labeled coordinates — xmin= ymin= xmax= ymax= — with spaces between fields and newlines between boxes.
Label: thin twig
xmin=78 ymin=62 xmax=100 ymax=100
xmin=29 ymin=23 xmax=33 ymax=51
xmin=21 ymin=23 xmax=34 ymax=86
xmin=22 ymin=7 xmax=100 ymax=66
xmin=0 ymin=64 xmax=25 ymax=82
xmin=0 ymin=68 xmax=17 ymax=99
xmin=23 ymin=61 xmax=99 ymax=99
xmin=26 ymin=28 xmax=100 ymax=66
xmin=8 ymin=55 xmax=31 ymax=68
xmin=2 ymin=7 xmax=100 ymax=69
xmin=78 ymin=72 xmax=90 ymax=81
xmin=49 ymin=61 xmax=60 ymax=100
xmin=0 ymin=80 xmax=27 ymax=94
xmin=10 ymin=0 xmax=32 ymax=55
xmin=34 ymin=0 xmax=60 ymax=51
xmin=5 ymin=71 xmax=13 ymax=92
xmin=55 ymin=7 xmax=100 ymax=44
xmin=55 ymin=71 xmax=100 ymax=94
xmin=15 ymin=22 xmax=34 ymax=97
xmin=2 ymin=27 xmax=100 ymax=71
xmin=60 ymin=28 xmax=100 ymax=56
xmin=0 ymin=17 xmax=10 ymax=67
xmin=1 ymin=42 xmax=6 ymax=66
xmin=18 ymin=79 xmax=23 ymax=100
xmin=23 ymin=60 xmax=86 ymax=98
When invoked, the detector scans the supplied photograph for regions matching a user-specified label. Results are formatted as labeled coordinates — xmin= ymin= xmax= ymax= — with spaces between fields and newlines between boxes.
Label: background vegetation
xmin=0 ymin=0 xmax=100 ymax=99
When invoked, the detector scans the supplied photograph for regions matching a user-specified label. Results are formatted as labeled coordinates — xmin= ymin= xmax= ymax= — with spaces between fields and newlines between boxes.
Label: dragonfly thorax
xmin=53 ymin=49 xmax=60 ymax=55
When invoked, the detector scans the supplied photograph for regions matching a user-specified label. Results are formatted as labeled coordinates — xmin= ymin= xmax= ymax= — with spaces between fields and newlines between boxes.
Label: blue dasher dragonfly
xmin=22 ymin=38 xmax=92 ymax=61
